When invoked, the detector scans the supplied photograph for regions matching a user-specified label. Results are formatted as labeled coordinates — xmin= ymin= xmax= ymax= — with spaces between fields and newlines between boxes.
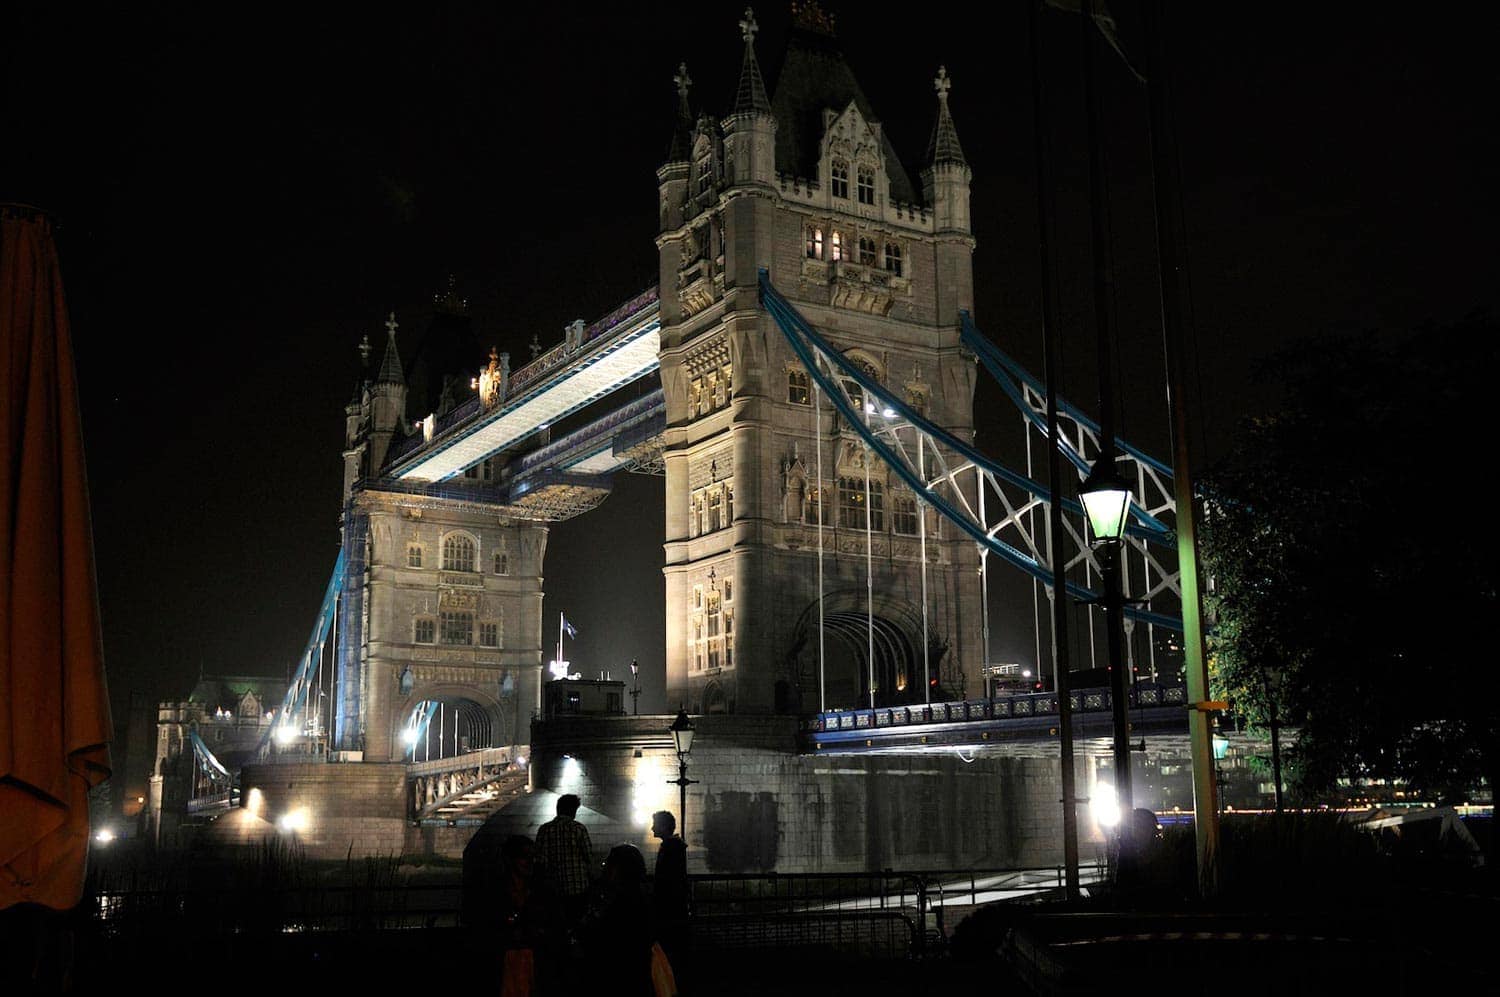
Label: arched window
xmin=857 ymin=165 xmax=875 ymax=205
xmin=787 ymin=368 xmax=810 ymax=405
xmin=407 ymin=544 xmax=423 ymax=568
xmin=442 ymin=533 xmax=476 ymax=572
xmin=806 ymin=227 xmax=823 ymax=260
xmin=831 ymin=231 xmax=843 ymax=262
xmin=838 ymin=477 xmax=884 ymax=531
xmin=859 ymin=237 xmax=877 ymax=266
xmin=803 ymin=485 xmax=826 ymax=526
xmin=494 ymin=551 xmax=509 ymax=575
xmin=440 ymin=611 xmax=474 ymax=645
xmin=414 ymin=619 xmax=436 ymax=644
xmin=884 ymin=242 xmax=903 ymax=276
xmin=831 ymin=160 xmax=849 ymax=199
xmin=892 ymin=492 xmax=919 ymax=536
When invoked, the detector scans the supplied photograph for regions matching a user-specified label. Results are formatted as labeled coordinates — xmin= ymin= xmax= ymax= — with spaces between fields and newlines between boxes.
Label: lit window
xmin=803 ymin=485 xmax=826 ymax=525
xmin=479 ymin=622 xmax=499 ymax=647
xmin=494 ymin=551 xmax=509 ymax=575
xmin=442 ymin=534 xmax=476 ymax=572
xmin=857 ymin=166 xmax=875 ymax=205
xmin=831 ymin=231 xmax=843 ymax=262
xmin=831 ymin=160 xmax=849 ymax=199
xmin=724 ymin=481 xmax=733 ymax=525
xmin=440 ymin=611 xmax=474 ymax=645
xmin=884 ymin=242 xmax=903 ymax=276
xmin=893 ymin=493 xmax=919 ymax=536
xmin=838 ymin=477 xmax=885 ymax=531
xmin=689 ymin=378 xmax=703 ymax=417
xmin=693 ymin=585 xmax=703 ymax=610
xmin=787 ymin=368 xmax=810 ymax=405
xmin=407 ymin=544 xmax=423 ymax=568
xmin=859 ymin=237 xmax=877 ymax=266
xmin=842 ymin=378 xmax=864 ymax=414
xmin=806 ymin=227 xmax=823 ymax=260
xmin=414 ymin=619 xmax=436 ymax=644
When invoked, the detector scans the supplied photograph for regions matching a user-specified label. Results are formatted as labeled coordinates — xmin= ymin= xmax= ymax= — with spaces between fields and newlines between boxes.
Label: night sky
xmin=5 ymin=3 xmax=1493 ymax=732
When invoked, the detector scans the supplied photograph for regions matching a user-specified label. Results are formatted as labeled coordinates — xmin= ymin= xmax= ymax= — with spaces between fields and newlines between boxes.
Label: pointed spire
xmin=926 ymin=66 xmax=967 ymax=167
xmin=377 ymin=312 xmax=404 ymax=384
xmin=667 ymin=63 xmax=695 ymax=162
xmin=733 ymin=8 xmax=771 ymax=115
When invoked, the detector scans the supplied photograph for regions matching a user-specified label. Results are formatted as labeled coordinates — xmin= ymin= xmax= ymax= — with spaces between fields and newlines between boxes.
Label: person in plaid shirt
xmin=535 ymin=793 xmax=594 ymax=923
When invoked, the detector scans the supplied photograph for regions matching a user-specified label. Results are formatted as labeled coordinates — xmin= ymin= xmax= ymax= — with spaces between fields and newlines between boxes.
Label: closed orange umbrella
xmin=0 ymin=204 xmax=112 ymax=910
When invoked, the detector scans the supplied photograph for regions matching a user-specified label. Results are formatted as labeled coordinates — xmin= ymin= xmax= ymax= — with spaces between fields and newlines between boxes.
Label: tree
xmin=1201 ymin=315 xmax=1499 ymax=805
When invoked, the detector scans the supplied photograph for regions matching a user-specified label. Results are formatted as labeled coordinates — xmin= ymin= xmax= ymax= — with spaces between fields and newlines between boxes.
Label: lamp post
xmin=630 ymin=659 xmax=641 ymax=716
xmin=668 ymin=709 xmax=699 ymax=840
xmin=1080 ymin=455 xmax=1135 ymax=820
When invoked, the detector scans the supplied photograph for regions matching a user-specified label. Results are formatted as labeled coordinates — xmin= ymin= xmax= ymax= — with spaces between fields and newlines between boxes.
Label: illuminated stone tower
xmin=658 ymin=6 xmax=983 ymax=715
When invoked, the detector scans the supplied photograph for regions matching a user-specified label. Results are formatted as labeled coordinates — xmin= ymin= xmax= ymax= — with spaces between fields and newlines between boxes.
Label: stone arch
xmin=789 ymin=589 xmax=938 ymax=710
xmin=394 ymin=680 xmax=510 ymax=761
xmin=702 ymin=680 xmax=728 ymax=715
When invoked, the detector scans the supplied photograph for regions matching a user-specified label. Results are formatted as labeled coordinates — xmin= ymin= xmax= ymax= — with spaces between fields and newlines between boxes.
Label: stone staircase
xmin=420 ymin=769 xmax=529 ymax=826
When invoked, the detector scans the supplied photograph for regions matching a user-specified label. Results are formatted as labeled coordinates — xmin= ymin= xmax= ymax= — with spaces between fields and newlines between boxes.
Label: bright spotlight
xmin=560 ymin=756 xmax=582 ymax=790
xmin=882 ymin=407 xmax=896 ymax=418
xmin=1091 ymin=783 xmax=1122 ymax=829
xmin=401 ymin=727 xmax=419 ymax=747
xmin=278 ymin=808 xmax=310 ymax=833
xmin=94 ymin=827 xmax=115 ymax=845
xmin=274 ymin=724 xmax=297 ymax=745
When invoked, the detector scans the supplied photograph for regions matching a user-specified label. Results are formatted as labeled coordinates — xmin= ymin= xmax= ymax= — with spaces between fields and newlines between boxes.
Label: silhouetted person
xmin=581 ymin=843 xmax=655 ymax=996
xmin=535 ymin=793 xmax=594 ymax=926
xmin=651 ymin=810 xmax=689 ymax=962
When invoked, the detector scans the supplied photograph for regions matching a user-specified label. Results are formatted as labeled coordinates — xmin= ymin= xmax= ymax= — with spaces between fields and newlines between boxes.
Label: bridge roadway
xmin=802 ymin=681 xmax=1189 ymax=756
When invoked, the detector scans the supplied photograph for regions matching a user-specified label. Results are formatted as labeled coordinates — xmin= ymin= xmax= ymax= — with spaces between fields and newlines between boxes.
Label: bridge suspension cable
xmin=758 ymin=270 xmax=1183 ymax=633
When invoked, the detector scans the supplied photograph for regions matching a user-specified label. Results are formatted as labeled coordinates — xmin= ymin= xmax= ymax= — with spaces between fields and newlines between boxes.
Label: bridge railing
xmin=807 ymin=681 xmax=1187 ymax=734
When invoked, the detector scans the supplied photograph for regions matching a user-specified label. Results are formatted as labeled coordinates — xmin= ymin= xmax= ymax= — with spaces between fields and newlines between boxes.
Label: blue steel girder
xmin=257 ymin=549 xmax=344 ymax=757
xmin=758 ymin=271 xmax=1183 ymax=632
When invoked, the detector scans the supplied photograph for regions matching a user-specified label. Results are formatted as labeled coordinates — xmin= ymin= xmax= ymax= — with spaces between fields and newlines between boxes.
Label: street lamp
xmin=667 ymin=709 xmax=699 ymax=840
xmin=630 ymin=659 xmax=641 ymax=716
xmin=1080 ymin=454 xmax=1135 ymax=829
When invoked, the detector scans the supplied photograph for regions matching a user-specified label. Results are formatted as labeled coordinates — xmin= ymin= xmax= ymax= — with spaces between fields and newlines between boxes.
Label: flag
xmin=562 ymin=617 xmax=578 ymax=640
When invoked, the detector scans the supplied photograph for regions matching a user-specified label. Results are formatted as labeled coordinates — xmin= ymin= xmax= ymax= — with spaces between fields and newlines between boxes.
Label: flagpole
xmin=557 ymin=611 xmax=564 ymax=667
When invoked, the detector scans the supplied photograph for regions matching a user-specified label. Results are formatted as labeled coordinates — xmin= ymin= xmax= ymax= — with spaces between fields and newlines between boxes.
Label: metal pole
xmin=979 ymin=480 xmax=991 ymax=672
xmin=919 ymin=436 xmax=931 ymax=705
xmin=865 ymin=448 xmax=876 ymax=710
xmin=815 ymin=385 xmax=827 ymax=713
xmin=1083 ymin=0 xmax=1134 ymax=815
xmin=1140 ymin=0 xmax=1220 ymax=897
xmin=1030 ymin=0 xmax=1081 ymax=900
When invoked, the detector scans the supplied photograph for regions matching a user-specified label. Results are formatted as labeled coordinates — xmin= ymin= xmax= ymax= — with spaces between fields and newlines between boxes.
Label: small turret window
xmin=857 ymin=166 xmax=875 ymax=205
xmin=831 ymin=161 xmax=849 ymax=199
xmin=787 ymin=368 xmax=810 ymax=405
xmin=806 ymin=227 xmax=824 ymax=260
xmin=884 ymin=242 xmax=904 ymax=277
xmin=859 ymin=237 xmax=877 ymax=266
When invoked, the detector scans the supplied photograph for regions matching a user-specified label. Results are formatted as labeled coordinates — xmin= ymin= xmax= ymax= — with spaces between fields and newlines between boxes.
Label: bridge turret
xmin=921 ymin=67 xmax=975 ymax=319
xmin=368 ymin=312 xmax=408 ymax=474
xmin=721 ymin=8 xmax=776 ymax=193
xmin=657 ymin=63 xmax=695 ymax=328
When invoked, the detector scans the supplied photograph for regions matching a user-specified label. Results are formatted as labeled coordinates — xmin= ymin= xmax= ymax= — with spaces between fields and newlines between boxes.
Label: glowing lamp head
xmin=274 ymin=724 xmax=297 ymax=745
xmin=1091 ymin=783 xmax=1122 ymax=830
xmin=670 ymin=709 xmax=695 ymax=756
xmin=1079 ymin=457 xmax=1132 ymax=545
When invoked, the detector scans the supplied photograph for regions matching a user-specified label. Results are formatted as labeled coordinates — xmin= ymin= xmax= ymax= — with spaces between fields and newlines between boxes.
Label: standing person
xmin=650 ymin=810 xmax=689 ymax=963
xmin=580 ymin=844 xmax=657 ymax=997
xmin=534 ymin=793 xmax=594 ymax=927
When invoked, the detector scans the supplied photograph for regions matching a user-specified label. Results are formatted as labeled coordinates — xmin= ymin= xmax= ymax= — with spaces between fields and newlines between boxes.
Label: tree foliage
xmin=1201 ymin=315 xmax=1498 ymax=803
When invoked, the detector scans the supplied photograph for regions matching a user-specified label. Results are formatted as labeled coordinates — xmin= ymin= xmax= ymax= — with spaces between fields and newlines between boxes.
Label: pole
xmin=919 ymin=436 xmax=931 ymax=705
xmin=1082 ymin=0 xmax=1134 ymax=815
xmin=979 ymin=481 xmax=992 ymax=671
xmin=815 ymin=384 xmax=827 ymax=713
xmin=865 ymin=448 xmax=876 ymax=710
xmin=1030 ymin=0 xmax=1081 ymax=901
xmin=1140 ymin=0 xmax=1219 ymax=897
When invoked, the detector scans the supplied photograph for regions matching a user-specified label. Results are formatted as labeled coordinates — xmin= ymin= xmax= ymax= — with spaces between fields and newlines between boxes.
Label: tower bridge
xmin=206 ymin=7 xmax=1205 ymax=871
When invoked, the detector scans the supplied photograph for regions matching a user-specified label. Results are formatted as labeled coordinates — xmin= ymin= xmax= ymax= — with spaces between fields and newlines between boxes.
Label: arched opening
xmin=790 ymin=591 xmax=939 ymax=711
xmin=399 ymin=696 xmax=494 ymax=761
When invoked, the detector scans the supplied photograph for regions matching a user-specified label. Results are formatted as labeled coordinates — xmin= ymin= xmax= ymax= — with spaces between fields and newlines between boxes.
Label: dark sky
xmin=6 ymin=3 xmax=1493 ymax=728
